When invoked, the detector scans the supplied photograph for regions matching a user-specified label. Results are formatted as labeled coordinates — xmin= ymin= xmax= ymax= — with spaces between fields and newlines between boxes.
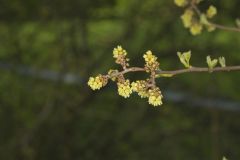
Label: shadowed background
xmin=0 ymin=0 xmax=240 ymax=159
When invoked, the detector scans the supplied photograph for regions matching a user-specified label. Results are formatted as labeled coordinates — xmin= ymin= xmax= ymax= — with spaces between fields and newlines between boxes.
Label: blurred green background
xmin=0 ymin=0 xmax=240 ymax=159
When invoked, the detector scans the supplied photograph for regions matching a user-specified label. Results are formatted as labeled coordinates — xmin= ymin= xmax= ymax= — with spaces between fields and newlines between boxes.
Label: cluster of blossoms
xmin=174 ymin=0 xmax=217 ymax=35
xmin=87 ymin=75 xmax=108 ymax=90
xmin=113 ymin=46 xmax=129 ymax=69
xmin=117 ymin=80 xmax=132 ymax=98
xmin=88 ymin=46 xmax=163 ymax=107
xmin=143 ymin=51 xmax=160 ymax=72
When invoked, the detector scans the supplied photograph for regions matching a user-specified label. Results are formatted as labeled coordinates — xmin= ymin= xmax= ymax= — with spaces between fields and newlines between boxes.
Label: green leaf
xmin=177 ymin=51 xmax=191 ymax=68
xmin=219 ymin=57 xmax=226 ymax=67
xmin=156 ymin=73 xmax=173 ymax=78
xmin=236 ymin=18 xmax=240 ymax=28
xmin=206 ymin=55 xmax=218 ymax=69
xmin=222 ymin=156 xmax=228 ymax=160
xmin=183 ymin=51 xmax=191 ymax=62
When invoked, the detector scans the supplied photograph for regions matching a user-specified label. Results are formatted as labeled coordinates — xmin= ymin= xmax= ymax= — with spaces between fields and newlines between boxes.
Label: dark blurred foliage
xmin=0 ymin=0 xmax=240 ymax=159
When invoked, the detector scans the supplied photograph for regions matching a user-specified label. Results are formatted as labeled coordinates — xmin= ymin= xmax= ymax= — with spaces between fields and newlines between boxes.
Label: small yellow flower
xmin=143 ymin=51 xmax=160 ymax=72
xmin=143 ymin=51 xmax=157 ymax=64
xmin=190 ymin=23 xmax=203 ymax=35
xmin=113 ymin=46 xmax=127 ymax=59
xmin=181 ymin=9 xmax=194 ymax=28
xmin=138 ymin=91 xmax=149 ymax=98
xmin=88 ymin=75 xmax=107 ymax=90
xmin=117 ymin=80 xmax=132 ymax=98
xmin=206 ymin=5 xmax=217 ymax=18
xmin=174 ymin=0 xmax=188 ymax=7
xmin=148 ymin=88 xmax=163 ymax=106
xmin=131 ymin=80 xmax=149 ymax=98
xmin=131 ymin=81 xmax=138 ymax=92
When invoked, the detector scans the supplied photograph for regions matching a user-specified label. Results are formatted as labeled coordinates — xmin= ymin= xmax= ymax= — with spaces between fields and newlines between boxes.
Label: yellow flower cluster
xmin=143 ymin=51 xmax=157 ymax=64
xmin=88 ymin=75 xmax=107 ymax=90
xmin=113 ymin=45 xmax=129 ymax=68
xmin=131 ymin=80 xmax=149 ymax=98
xmin=113 ymin=46 xmax=127 ymax=59
xmin=131 ymin=81 xmax=163 ymax=106
xmin=176 ymin=0 xmax=218 ymax=35
xmin=190 ymin=23 xmax=203 ymax=35
xmin=143 ymin=51 xmax=159 ymax=72
xmin=117 ymin=80 xmax=132 ymax=98
xmin=181 ymin=9 xmax=194 ymax=28
xmin=174 ymin=0 xmax=188 ymax=7
xmin=148 ymin=88 xmax=163 ymax=106
xmin=88 ymin=46 xmax=164 ymax=107
xmin=180 ymin=9 xmax=203 ymax=35
xmin=206 ymin=5 xmax=217 ymax=18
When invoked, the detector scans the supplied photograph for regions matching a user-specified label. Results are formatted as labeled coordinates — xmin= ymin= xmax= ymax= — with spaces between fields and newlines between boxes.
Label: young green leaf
xmin=206 ymin=55 xmax=218 ymax=69
xmin=236 ymin=18 xmax=240 ymax=28
xmin=177 ymin=51 xmax=191 ymax=68
xmin=156 ymin=73 xmax=173 ymax=78
xmin=219 ymin=57 xmax=226 ymax=67
xmin=222 ymin=156 xmax=228 ymax=160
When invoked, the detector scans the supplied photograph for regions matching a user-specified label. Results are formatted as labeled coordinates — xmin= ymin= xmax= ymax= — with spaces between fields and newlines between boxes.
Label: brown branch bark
xmin=109 ymin=66 xmax=240 ymax=78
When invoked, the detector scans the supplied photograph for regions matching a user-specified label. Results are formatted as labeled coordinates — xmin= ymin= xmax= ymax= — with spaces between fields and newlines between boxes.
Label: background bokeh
xmin=0 ymin=0 xmax=240 ymax=159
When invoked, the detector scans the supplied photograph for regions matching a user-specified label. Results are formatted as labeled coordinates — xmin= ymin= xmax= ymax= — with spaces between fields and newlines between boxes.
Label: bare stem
xmin=109 ymin=66 xmax=240 ymax=78
xmin=156 ymin=66 xmax=240 ymax=76
xmin=208 ymin=22 xmax=240 ymax=33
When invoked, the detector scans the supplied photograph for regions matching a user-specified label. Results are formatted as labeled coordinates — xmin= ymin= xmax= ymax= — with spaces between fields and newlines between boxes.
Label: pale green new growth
xmin=222 ymin=156 xmax=228 ymax=160
xmin=236 ymin=19 xmax=240 ymax=28
xmin=177 ymin=51 xmax=191 ymax=68
xmin=206 ymin=56 xmax=218 ymax=69
xmin=156 ymin=74 xmax=173 ymax=78
xmin=219 ymin=57 xmax=226 ymax=67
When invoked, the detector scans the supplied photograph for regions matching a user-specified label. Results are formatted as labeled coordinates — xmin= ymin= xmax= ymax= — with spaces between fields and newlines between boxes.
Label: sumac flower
xmin=181 ymin=9 xmax=194 ymax=28
xmin=206 ymin=5 xmax=217 ymax=18
xmin=131 ymin=80 xmax=149 ymax=98
xmin=174 ymin=0 xmax=188 ymax=7
xmin=113 ymin=45 xmax=127 ymax=58
xmin=143 ymin=51 xmax=159 ymax=72
xmin=117 ymin=80 xmax=132 ymax=98
xmin=190 ymin=23 xmax=203 ymax=35
xmin=148 ymin=88 xmax=163 ymax=106
xmin=88 ymin=75 xmax=108 ymax=90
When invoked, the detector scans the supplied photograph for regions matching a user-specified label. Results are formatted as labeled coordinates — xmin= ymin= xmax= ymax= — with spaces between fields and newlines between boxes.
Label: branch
xmin=208 ymin=22 xmax=240 ymax=33
xmin=108 ymin=66 xmax=240 ymax=78
xmin=191 ymin=1 xmax=240 ymax=33
xmin=1 ymin=61 xmax=240 ymax=111
xmin=156 ymin=66 xmax=240 ymax=76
